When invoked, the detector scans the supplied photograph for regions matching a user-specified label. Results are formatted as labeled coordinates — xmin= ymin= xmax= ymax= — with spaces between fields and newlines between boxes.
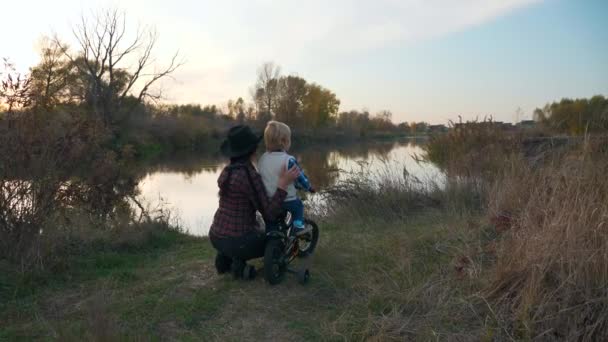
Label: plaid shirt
xmin=209 ymin=162 xmax=286 ymax=239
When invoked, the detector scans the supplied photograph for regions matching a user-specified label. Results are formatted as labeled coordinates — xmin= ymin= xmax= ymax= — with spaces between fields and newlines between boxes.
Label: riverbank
xmin=1 ymin=208 xmax=488 ymax=340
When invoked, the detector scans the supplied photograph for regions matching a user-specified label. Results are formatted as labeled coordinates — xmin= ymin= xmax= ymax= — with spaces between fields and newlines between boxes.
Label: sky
xmin=2 ymin=0 xmax=607 ymax=124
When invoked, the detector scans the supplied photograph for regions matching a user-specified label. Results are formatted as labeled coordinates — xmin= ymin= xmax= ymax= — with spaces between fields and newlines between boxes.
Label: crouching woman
xmin=209 ymin=125 xmax=299 ymax=279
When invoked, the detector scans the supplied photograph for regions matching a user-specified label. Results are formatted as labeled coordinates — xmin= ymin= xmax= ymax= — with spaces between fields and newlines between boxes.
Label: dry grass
xmin=318 ymin=158 xmax=486 ymax=227
xmin=313 ymin=209 xmax=497 ymax=341
xmin=486 ymin=139 xmax=608 ymax=340
xmin=423 ymin=119 xmax=522 ymax=179
xmin=424 ymin=124 xmax=608 ymax=340
xmin=309 ymin=161 xmax=498 ymax=340
xmin=320 ymin=163 xmax=441 ymax=221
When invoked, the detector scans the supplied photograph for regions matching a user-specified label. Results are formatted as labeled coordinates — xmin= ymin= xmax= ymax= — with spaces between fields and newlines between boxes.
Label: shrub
xmin=423 ymin=120 xmax=521 ymax=178
xmin=320 ymin=159 xmax=484 ymax=221
xmin=320 ymin=162 xmax=440 ymax=221
xmin=0 ymin=110 xmax=141 ymax=270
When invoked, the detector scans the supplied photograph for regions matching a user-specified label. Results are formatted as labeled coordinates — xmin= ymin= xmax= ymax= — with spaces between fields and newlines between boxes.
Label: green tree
xmin=397 ymin=122 xmax=410 ymax=132
xmin=302 ymin=83 xmax=340 ymax=128
xmin=370 ymin=110 xmax=395 ymax=131
xmin=276 ymin=75 xmax=307 ymax=124
xmin=536 ymin=96 xmax=608 ymax=134
xmin=251 ymin=62 xmax=341 ymax=128
xmin=28 ymin=38 xmax=73 ymax=109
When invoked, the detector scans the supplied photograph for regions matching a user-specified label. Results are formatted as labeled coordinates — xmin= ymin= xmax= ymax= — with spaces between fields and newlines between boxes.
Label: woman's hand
xmin=277 ymin=164 xmax=300 ymax=190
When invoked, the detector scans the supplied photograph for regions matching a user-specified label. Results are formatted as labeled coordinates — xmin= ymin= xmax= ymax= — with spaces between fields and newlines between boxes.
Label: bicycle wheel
xmin=264 ymin=238 xmax=286 ymax=285
xmin=297 ymin=219 xmax=319 ymax=258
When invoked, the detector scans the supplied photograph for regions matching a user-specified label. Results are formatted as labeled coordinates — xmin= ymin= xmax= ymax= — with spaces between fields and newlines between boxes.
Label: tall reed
xmin=487 ymin=140 xmax=608 ymax=340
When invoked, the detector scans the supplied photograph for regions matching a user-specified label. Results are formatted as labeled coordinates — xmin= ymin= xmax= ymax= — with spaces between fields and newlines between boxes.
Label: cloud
xmin=197 ymin=0 xmax=542 ymax=58
xmin=140 ymin=0 xmax=541 ymax=103
xmin=3 ymin=0 xmax=542 ymax=106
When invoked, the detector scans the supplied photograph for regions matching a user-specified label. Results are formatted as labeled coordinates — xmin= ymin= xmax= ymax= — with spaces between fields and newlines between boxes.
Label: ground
xmin=1 ymin=211 xmax=492 ymax=341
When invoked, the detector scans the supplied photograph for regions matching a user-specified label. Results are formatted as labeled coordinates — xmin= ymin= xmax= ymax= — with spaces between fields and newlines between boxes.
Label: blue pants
xmin=283 ymin=199 xmax=304 ymax=228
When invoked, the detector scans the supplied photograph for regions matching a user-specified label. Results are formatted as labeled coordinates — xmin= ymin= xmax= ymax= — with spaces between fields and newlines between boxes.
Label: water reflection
xmin=137 ymin=139 xmax=441 ymax=236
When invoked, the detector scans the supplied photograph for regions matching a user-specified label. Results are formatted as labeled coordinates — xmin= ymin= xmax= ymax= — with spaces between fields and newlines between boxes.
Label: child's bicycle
xmin=263 ymin=211 xmax=319 ymax=285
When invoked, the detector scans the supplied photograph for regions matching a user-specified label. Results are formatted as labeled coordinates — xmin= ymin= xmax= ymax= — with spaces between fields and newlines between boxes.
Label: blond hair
xmin=264 ymin=120 xmax=291 ymax=151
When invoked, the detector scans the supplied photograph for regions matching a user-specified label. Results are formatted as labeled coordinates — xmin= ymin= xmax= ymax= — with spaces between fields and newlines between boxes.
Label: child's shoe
xmin=292 ymin=220 xmax=312 ymax=236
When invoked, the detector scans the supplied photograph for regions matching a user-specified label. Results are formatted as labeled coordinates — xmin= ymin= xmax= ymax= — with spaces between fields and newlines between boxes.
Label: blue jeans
xmin=283 ymin=199 xmax=304 ymax=228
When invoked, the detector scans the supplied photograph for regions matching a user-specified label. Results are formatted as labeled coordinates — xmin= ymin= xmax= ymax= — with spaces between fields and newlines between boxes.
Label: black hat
xmin=220 ymin=125 xmax=262 ymax=158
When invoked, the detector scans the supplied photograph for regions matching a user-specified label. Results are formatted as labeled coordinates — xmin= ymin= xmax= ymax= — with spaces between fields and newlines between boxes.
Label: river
xmin=137 ymin=139 xmax=443 ymax=236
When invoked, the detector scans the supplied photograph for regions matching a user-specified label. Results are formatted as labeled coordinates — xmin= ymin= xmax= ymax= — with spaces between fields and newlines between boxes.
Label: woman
xmin=209 ymin=125 xmax=300 ymax=279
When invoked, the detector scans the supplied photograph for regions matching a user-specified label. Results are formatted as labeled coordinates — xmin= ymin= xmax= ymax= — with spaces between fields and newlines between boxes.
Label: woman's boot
xmin=214 ymin=253 xmax=232 ymax=274
xmin=231 ymin=259 xmax=256 ymax=280
xmin=231 ymin=259 xmax=246 ymax=279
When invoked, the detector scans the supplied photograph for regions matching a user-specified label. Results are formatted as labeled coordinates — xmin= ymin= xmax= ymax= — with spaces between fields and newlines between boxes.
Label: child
xmin=258 ymin=121 xmax=314 ymax=235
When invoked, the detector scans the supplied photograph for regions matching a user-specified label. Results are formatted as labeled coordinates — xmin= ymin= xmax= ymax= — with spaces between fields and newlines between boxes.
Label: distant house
xmin=428 ymin=124 xmax=448 ymax=134
xmin=449 ymin=121 xmax=516 ymax=132
xmin=497 ymin=122 xmax=515 ymax=131
xmin=452 ymin=123 xmax=464 ymax=131
xmin=517 ymin=120 xmax=536 ymax=130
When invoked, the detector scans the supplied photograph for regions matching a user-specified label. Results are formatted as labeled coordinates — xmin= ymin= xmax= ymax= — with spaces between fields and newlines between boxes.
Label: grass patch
xmin=2 ymin=206 xmax=487 ymax=341
xmin=0 ymin=225 xmax=224 ymax=340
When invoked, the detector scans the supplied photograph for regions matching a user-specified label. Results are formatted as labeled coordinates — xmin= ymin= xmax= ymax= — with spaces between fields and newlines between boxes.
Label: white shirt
xmin=258 ymin=151 xmax=298 ymax=202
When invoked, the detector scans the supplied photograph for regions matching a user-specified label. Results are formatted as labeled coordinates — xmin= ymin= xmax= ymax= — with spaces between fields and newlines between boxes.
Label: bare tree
xmin=376 ymin=110 xmax=393 ymax=122
xmin=54 ymin=9 xmax=183 ymax=126
xmin=246 ymin=103 xmax=256 ymax=122
xmin=0 ymin=58 xmax=31 ymax=113
xmin=254 ymin=62 xmax=281 ymax=117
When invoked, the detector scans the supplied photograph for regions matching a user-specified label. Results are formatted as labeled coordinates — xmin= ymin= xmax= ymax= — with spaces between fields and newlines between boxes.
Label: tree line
xmin=3 ymin=32 xmax=424 ymax=162
xmin=243 ymin=61 xmax=429 ymax=136
xmin=534 ymin=95 xmax=608 ymax=135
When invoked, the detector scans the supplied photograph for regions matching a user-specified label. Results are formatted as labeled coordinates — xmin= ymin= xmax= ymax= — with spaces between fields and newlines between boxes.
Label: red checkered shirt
xmin=209 ymin=162 xmax=286 ymax=239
